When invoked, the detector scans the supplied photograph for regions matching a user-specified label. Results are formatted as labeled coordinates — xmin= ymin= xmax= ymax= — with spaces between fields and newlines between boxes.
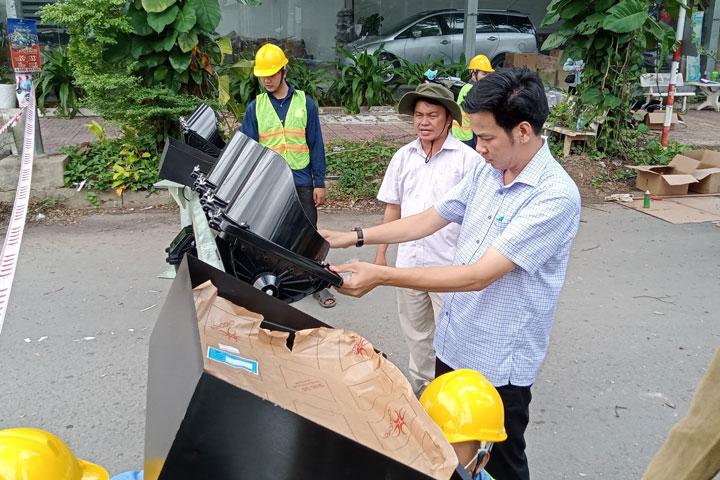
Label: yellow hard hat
xmin=253 ymin=43 xmax=289 ymax=77
xmin=468 ymin=54 xmax=494 ymax=73
xmin=420 ymin=369 xmax=507 ymax=444
xmin=0 ymin=428 xmax=109 ymax=480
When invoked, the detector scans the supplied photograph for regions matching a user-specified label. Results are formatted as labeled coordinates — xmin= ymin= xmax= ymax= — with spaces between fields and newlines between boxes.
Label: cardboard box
xmin=538 ymin=54 xmax=561 ymax=70
xmin=684 ymin=149 xmax=720 ymax=193
xmin=556 ymin=69 xmax=569 ymax=87
xmin=627 ymin=155 xmax=700 ymax=196
xmin=645 ymin=111 xmax=679 ymax=130
xmin=505 ymin=52 xmax=539 ymax=70
xmin=538 ymin=68 xmax=558 ymax=86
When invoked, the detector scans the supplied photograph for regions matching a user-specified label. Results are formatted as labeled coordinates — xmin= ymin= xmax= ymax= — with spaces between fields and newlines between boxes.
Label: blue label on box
xmin=207 ymin=346 xmax=258 ymax=375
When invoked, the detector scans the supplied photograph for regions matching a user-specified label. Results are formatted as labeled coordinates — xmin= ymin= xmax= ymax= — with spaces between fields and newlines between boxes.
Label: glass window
xmin=449 ymin=13 xmax=494 ymax=34
xmin=407 ymin=15 xmax=442 ymax=38
xmin=507 ymin=15 xmax=536 ymax=35
xmin=488 ymin=14 xmax=535 ymax=34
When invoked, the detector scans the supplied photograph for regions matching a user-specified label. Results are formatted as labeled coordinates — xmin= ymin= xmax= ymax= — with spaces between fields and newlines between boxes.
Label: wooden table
xmin=543 ymin=125 xmax=598 ymax=158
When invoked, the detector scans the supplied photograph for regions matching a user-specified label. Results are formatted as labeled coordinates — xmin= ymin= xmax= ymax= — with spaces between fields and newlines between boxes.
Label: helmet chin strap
xmin=464 ymin=442 xmax=493 ymax=477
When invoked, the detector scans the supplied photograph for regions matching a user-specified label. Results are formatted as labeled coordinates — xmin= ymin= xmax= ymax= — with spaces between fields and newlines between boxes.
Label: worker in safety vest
xmin=240 ymin=43 xmax=336 ymax=308
xmin=452 ymin=54 xmax=494 ymax=149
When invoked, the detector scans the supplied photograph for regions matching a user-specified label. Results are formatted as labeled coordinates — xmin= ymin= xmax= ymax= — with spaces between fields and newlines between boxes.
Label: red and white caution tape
xmin=0 ymin=95 xmax=36 ymax=334
xmin=0 ymin=109 xmax=23 ymax=137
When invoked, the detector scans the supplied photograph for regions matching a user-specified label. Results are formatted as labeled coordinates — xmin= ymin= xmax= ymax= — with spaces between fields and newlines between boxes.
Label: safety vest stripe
xmin=259 ymin=128 xmax=306 ymax=137
xmin=452 ymin=120 xmax=472 ymax=131
xmin=269 ymin=144 xmax=310 ymax=153
xmin=259 ymin=130 xmax=306 ymax=141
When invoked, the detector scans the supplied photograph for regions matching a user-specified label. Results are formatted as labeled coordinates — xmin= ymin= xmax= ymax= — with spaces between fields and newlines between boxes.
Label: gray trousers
xmin=396 ymin=288 xmax=443 ymax=395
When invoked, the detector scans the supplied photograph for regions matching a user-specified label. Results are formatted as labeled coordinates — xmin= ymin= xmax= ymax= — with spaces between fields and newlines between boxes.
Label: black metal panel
xmin=190 ymin=131 xmax=342 ymax=302
xmin=158 ymin=138 xmax=218 ymax=187
xmin=181 ymin=104 xmax=225 ymax=157
xmin=162 ymin=112 xmax=342 ymax=303
xmin=159 ymin=373 xmax=470 ymax=480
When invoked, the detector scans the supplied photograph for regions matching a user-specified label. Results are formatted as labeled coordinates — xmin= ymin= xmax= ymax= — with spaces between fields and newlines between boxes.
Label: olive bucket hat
xmin=398 ymin=82 xmax=463 ymax=125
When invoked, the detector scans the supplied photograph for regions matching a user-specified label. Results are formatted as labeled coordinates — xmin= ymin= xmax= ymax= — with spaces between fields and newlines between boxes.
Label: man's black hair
xmin=462 ymin=67 xmax=549 ymax=136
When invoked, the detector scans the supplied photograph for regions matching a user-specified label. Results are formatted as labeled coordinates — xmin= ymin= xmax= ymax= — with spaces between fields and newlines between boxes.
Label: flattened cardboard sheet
xmin=193 ymin=280 xmax=458 ymax=480
xmin=623 ymin=196 xmax=720 ymax=224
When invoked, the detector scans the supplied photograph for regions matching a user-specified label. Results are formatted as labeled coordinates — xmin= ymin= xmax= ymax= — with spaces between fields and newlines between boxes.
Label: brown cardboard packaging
xmin=627 ymin=155 xmax=700 ymax=196
xmin=193 ymin=280 xmax=459 ymax=480
xmin=505 ymin=52 xmax=539 ymax=70
xmin=556 ymin=69 xmax=569 ymax=87
xmin=538 ymin=68 xmax=558 ymax=86
xmin=684 ymin=149 xmax=720 ymax=193
xmin=645 ymin=111 xmax=679 ymax=130
xmin=538 ymin=54 xmax=561 ymax=70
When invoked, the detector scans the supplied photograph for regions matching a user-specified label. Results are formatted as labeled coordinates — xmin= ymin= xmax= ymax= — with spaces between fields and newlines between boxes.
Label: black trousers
xmin=435 ymin=358 xmax=531 ymax=480
xmin=296 ymin=187 xmax=317 ymax=227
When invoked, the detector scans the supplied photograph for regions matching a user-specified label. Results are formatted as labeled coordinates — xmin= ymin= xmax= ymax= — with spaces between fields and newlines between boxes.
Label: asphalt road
xmin=0 ymin=205 xmax=718 ymax=478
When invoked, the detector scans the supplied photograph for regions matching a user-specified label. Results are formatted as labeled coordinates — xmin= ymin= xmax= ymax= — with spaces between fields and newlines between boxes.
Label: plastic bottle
xmin=643 ymin=190 xmax=651 ymax=208
xmin=575 ymin=113 xmax=586 ymax=131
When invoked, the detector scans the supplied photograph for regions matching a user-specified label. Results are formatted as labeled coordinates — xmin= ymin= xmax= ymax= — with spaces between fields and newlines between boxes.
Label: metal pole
xmin=34 ymin=106 xmax=44 ymax=155
xmin=661 ymin=3 xmax=687 ymax=147
xmin=463 ymin=0 xmax=478 ymax=65
xmin=703 ymin=0 xmax=720 ymax=74
xmin=5 ymin=0 xmax=17 ymax=17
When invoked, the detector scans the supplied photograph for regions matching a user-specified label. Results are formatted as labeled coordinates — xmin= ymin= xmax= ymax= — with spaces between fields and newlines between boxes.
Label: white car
xmin=345 ymin=9 xmax=538 ymax=69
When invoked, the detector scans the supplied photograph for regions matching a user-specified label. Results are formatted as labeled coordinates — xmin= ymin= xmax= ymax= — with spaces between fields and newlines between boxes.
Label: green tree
xmin=41 ymin=0 xmax=257 ymax=139
xmin=541 ymin=0 xmax=682 ymax=156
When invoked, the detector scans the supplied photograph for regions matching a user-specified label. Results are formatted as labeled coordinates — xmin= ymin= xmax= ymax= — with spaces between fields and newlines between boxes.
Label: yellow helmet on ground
xmin=0 ymin=428 xmax=109 ymax=480
xmin=253 ymin=43 xmax=289 ymax=77
xmin=420 ymin=369 xmax=507 ymax=444
xmin=468 ymin=54 xmax=494 ymax=73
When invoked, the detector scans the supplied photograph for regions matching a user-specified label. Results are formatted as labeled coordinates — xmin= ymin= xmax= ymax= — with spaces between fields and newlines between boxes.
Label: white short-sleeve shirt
xmin=377 ymin=134 xmax=479 ymax=268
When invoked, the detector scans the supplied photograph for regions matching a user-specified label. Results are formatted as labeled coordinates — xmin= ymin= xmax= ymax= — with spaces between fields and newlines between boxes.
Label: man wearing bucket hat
xmin=452 ymin=54 xmax=495 ymax=149
xmin=240 ymin=43 xmax=336 ymax=309
xmin=374 ymin=82 xmax=479 ymax=396
xmin=321 ymin=68 xmax=581 ymax=479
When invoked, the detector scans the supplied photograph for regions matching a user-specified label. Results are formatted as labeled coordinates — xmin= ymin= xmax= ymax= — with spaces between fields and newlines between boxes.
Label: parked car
xmin=344 ymin=9 xmax=538 ymax=73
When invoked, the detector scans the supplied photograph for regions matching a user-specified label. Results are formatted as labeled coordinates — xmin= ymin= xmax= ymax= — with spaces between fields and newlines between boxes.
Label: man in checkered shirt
xmin=321 ymin=68 xmax=581 ymax=480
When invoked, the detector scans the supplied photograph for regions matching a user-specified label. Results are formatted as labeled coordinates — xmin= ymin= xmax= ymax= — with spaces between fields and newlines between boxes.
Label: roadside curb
xmin=3 ymin=187 xmax=176 ymax=209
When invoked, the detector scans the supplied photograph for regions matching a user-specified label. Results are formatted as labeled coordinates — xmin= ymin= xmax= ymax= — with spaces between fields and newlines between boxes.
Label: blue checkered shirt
xmin=434 ymin=140 xmax=580 ymax=386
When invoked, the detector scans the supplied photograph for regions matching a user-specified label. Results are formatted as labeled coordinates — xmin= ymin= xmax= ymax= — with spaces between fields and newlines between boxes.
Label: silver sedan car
xmin=345 ymin=9 xmax=538 ymax=69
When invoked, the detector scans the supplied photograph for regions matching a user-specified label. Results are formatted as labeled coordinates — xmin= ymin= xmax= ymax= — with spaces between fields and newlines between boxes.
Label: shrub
xmin=326 ymin=140 xmax=397 ymax=200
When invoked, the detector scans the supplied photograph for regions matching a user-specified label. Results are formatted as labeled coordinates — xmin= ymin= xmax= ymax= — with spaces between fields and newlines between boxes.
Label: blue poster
xmin=7 ymin=18 xmax=42 ymax=72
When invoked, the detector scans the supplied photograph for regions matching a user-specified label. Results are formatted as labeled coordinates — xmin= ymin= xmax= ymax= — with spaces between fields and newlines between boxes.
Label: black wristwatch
xmin=352 ymin=227 xmax=364 ymax=247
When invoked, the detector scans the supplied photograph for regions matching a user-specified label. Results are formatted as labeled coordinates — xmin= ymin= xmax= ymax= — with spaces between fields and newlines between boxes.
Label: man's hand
xmin=319 ymin=229 xmax=356 ymax=248
xmin=313 ymin=187 xmax=326 ymax=206
xmin=332 ymin=262 xmax=385 ymax=297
